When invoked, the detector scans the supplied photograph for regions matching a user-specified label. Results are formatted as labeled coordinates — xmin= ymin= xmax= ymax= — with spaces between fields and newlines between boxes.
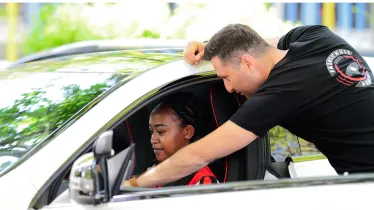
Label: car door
xmin=44 ymin=173 xmax=374 ymax=210
xmin=45 ymin=76 xmax=276 ymax=210
xmin=27 ymin=60 xmax=216 ymax=210
xmin=43 ymin=56 xmax=374 ymax=210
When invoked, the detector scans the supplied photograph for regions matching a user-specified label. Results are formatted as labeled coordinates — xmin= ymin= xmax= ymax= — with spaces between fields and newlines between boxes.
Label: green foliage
xmin=298 ymin=137 xmax=320 ymax=155
xmin=269 ymin=126 xmax=320 ymax=159
xmin=264 ymin=3 xmax=272 ymax=11
xmin=0 ymin=82 xmax=111 ymax=155
xmin=0 ymin=6 xmax=5 ymax=17
xmin=21 ymin=2 xmax=297 ymax=55
xmin=21 ymin=4 xmax=105 ymax=55
xmin=21 ymin=3 xmax=171 ymax=55
xmin=269 ymin=126 xmax=300 ymax=157
xmin=139 ymin=30 xmax=161 ymax=39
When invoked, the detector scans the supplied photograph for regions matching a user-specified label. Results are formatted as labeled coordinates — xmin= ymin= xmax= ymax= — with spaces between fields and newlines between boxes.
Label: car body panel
xmin=0 ymin=50 xmax=184 ymax=177
xmin=0 ymin=166 xmax=37 ymax=210
xmin=44 ymin=181 xmax=374 ymax=210
xmin=0 ymin=56 xmax=214 ymax=209
xmin=8 ymin=39 xmax=187 ymax=67
xmin=4 ymin=50 xmax=182 ymax=73
xmin=1 ymin=47 xmax=374 ymax=209
xmin=25 ymin=59 xmax=214 ymax=189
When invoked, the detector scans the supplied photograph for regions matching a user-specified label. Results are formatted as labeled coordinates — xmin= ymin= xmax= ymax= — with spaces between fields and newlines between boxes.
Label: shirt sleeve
xmin=229 ymin=90 xmax=295 ymax=137
xmin=277 ymin=25 xmax=328 ymax=50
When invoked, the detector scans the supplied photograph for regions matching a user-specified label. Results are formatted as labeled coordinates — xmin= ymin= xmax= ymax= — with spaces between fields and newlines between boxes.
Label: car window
xmin=269 ymin=126 xmax=321 ymax=162
xmin=0 ymin=50 xmax=184 ymax=177
xmin=0 ymin=71 xmax=124 ymax=176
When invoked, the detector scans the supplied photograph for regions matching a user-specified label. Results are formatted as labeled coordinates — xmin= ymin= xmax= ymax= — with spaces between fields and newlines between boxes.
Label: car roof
xmin=2 ymin=49 xmax=184 ymax=75
xmin=8 ymin=39 xmax=187 ymax=67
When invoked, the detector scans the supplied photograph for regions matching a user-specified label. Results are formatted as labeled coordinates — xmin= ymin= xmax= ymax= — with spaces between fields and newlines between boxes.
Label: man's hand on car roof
xmin=184 ymin=41 xmax=206 ymax=65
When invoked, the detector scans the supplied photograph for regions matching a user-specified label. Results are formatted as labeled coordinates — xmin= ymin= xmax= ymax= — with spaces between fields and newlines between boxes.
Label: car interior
xmin=112 ymin=80 xmax=268 ymax=184
xmin=109 ymin=78 xmax=290 ymax=188
xmin=39 ymin=77 xmax=293 ymax=209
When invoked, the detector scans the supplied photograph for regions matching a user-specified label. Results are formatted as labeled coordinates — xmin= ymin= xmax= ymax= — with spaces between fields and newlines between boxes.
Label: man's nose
xmin=224 ymin=80 xmax=234 ymax=93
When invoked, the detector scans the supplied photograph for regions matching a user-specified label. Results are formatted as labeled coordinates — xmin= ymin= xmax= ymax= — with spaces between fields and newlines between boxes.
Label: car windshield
xmin=0 ymin=50 xmax=182 ymax=176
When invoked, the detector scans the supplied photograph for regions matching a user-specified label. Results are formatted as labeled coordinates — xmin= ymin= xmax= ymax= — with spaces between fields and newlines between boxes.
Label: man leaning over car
xmin=123 ymin=24 xmax=374 ymax=188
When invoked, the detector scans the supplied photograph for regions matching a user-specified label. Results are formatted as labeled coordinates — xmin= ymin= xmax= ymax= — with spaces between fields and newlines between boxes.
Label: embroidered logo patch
xmin=326 ymin=49 xmax=371 ymax=87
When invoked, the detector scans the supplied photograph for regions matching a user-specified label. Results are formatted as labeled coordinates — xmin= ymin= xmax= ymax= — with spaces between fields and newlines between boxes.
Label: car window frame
xmin=112 ymin=76 xmax=220 ymax=194
xmin=43 ymin=61 xmax=374 ymax=208
xmin=30 ymin=61 xmax=217 ymax=209
xmin=0 ymin=72 xmax=128 ymax=178
xmin=44 ymin=75 xmax=220 ymax=208
xmin=110 ymin=173 xmax=374 ymax=204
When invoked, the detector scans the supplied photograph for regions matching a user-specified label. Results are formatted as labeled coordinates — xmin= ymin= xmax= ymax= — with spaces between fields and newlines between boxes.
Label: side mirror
xmin=93 ymin=130 xmax=114 ymax=159
xmin=68 ymin=152 xmax=98 ymax=204
xmin=69 ymin=130 xmax=114 ymax=205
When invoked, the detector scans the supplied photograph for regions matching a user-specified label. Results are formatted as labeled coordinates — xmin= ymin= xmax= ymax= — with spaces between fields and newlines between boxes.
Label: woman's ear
xmin=183 ymin=125 xmax=195 ymax=141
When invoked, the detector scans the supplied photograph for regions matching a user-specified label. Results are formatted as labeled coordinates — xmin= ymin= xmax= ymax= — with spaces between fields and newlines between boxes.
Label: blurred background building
xmin=0 ymin=2 xmax=373 ymax=67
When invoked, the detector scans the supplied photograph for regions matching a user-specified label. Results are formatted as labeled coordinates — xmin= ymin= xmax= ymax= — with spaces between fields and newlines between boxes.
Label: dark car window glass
xmin=269 ymin=126 xmax=321 ymax=161
xmin=0 ymin=72 xmax=124 ymax=175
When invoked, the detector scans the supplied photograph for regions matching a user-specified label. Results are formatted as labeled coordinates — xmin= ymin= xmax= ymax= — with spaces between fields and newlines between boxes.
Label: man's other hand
xmin=183 ymin=41 xmax=206 ymax=65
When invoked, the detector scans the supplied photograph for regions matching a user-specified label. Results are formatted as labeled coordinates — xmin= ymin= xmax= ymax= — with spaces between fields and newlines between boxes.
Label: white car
xmin=0 ymin=49 xmax=374 ymax=210
xmin=7 ymin=39 xmax=188 ymax=68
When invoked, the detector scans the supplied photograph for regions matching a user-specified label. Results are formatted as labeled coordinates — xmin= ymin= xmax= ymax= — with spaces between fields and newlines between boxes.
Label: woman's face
xmin=149 ymin=107 xmax=194 ymax=162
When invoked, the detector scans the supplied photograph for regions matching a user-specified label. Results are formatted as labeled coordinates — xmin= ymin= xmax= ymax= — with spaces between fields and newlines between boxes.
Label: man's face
xmin=211 ymin=56 xmax=263 ymax=98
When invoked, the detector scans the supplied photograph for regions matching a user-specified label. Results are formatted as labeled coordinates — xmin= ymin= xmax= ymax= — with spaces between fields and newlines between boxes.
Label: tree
xmin=0 ymin=81 xmax=112 ymax=156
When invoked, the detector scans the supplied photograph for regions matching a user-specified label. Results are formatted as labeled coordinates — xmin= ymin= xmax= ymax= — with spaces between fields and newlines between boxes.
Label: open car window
xmin=269 ymin=126 xmax=322 ymax=162
xmin=109 ymin=77 xmax=271 ymax=196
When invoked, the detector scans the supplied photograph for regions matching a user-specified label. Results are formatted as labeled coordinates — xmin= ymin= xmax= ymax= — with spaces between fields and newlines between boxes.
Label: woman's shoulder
xmin=159 ymin=166 xmax=219 ymax=187
xmin=198 ymin=166 xmax=216 ymax=176
xmin=188 ymin=166 xmax=219 ymax=185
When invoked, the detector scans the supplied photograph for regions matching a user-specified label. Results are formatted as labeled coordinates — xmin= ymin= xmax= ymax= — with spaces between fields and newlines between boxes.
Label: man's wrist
xmin=125 ymin=174 xmax=140 ymax=187
xmin=135 ymin=167 xmax=161 ymax=188
xmin=128 ymin=177 xmax=139 ymax=187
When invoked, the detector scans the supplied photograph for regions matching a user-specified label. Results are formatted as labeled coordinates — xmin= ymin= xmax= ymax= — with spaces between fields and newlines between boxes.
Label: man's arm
xmin=183 ymin=38 xmax=280 ymax=66
xmin=135 ymin=120 xmax=258 ymax=188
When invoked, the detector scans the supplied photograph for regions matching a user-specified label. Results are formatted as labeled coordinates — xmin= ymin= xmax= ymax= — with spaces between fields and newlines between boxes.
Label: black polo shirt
xmin=230 ymin=25 xmax=374 ymax=174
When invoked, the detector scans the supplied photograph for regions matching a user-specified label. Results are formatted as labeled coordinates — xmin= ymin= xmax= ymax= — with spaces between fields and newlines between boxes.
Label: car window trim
xmin=30 ymin=74 xmax=218 ymax=209
xmin=112 ymin=173 xmax=374 ymax=203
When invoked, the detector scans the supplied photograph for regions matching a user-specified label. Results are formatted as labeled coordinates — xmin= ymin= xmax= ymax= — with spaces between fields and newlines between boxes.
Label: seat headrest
xmin=207 ymin=82 xmax=244 ymax=183
xmin=210 ymin=83 xmax=241 ymax=126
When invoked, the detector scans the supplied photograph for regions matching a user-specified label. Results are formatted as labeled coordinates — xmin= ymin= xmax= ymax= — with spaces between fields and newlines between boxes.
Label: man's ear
xmin=183 ymin=125 xmax=195 ymax=141
xmin=241 ymin=54 xmax=255 ymax=71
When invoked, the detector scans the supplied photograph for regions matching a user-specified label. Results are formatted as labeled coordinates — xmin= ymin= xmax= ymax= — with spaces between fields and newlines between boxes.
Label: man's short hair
xmin=204 ymin=24 xmax=270 ymax=66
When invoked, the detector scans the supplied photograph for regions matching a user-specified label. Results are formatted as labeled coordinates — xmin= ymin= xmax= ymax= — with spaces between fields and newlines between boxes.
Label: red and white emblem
xmin=325 ymin=49 xmax=371 ymax=87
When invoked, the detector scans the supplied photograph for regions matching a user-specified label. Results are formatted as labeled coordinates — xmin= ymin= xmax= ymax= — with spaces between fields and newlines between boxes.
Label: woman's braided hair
xmin=152 ymin=92 xmax=204 ymax=142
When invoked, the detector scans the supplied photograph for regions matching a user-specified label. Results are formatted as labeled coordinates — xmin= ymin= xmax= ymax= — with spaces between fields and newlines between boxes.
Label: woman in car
xmin=125 ymin=92 xmax=219 ymax=188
